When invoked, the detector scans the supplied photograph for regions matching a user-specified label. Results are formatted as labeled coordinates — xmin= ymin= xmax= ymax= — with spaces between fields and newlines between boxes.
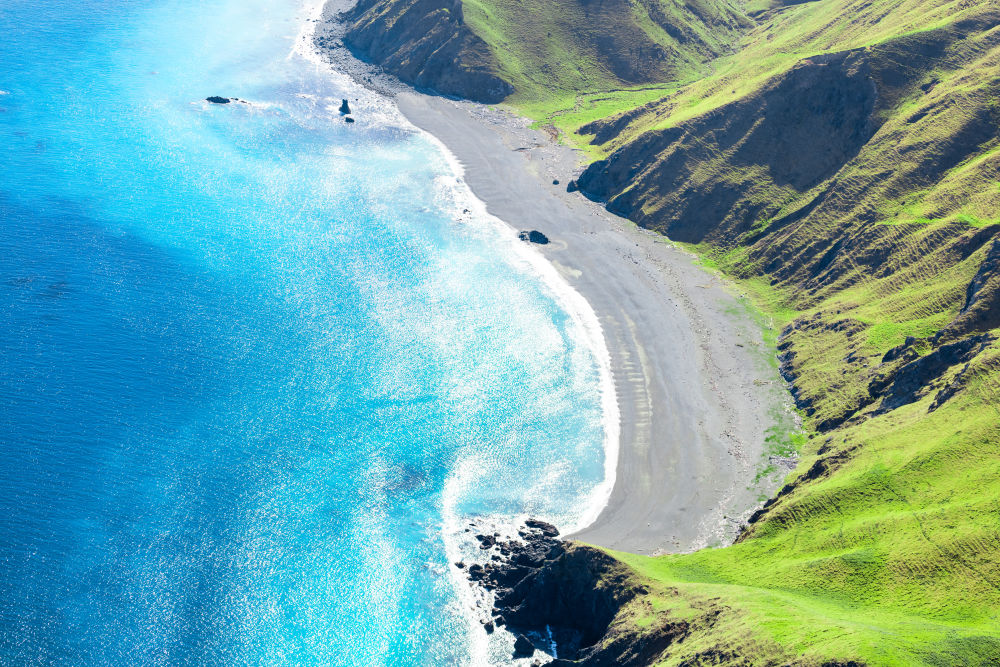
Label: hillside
xmin=567 ymin=2 xmax=1000 ymax=664
xmin=328 ymin=0 xmax=1000 ymax=663
xmin=338 ymin=0 xmax=748 ymax=103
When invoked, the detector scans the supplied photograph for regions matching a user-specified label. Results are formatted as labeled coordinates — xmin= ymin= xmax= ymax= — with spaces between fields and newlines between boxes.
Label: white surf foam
xmin=420 ymin=129 xmax=620 ymax=538
xmin=294 ymin=3 xmax=623 ymax=663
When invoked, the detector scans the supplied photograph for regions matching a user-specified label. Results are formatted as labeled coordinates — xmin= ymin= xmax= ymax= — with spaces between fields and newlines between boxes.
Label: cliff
xmin=576 ymin=10 xmax=1000 ymax=431
xmin=338 ymin=0 xmax=512 ymax=102
xmin=334 ymin=0 xmax=749 ymax=105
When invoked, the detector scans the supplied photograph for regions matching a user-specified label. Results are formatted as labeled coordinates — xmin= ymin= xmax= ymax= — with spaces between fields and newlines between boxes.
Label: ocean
xmin=0 ymin=0 xmax=613 ymax=663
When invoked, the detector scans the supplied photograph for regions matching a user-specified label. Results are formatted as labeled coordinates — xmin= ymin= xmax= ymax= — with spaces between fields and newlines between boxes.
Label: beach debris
xmin=518 ymin=230 xmax=550 ymax=245
xmin=206 ymin=96 xmax=231 ymax=104
xmin=339 ymin=98 xmax=352 ymax=114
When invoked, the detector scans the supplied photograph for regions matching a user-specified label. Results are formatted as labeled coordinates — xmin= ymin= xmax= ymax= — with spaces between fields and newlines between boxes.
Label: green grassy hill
xmin=339 ymin=0 xmax=748 ymax=103
xmin=558 ymin=2 xmax=1000 ymax=664
xmin=336 ymin=0 xmax=1000 ymax=662
xmin=460 ymin=0 xmax=749 ymax=110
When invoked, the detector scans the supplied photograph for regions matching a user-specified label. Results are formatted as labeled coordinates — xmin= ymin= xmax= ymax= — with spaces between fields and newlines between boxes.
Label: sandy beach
xmin=395 ymin=94 xmax=792 ymax=554
xmin=315 ymin=3 xmax=793 ymax=556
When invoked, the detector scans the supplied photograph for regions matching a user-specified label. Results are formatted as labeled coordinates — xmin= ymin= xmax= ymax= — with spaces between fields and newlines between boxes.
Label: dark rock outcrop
xmin=939 ymin=240 xmax=1000 ymax=340
xmin=868 ymin=333 xmax=993 ymax=413
xmin=339 ymin=98 xmax=352 ymax=115
xmin=523 ymin=518 xmax=559 ymax=536
xmin=206 ymin=96 xmax=231 ymax=104
xmin=518 ymin=230 xmax=549 ymax=244
xmin=464 ymin=521 xmax=687 ymax=665
xmin=339 ymin=0 xmax=513 ymax=103
xmin=512 ymin=633 xmax=535 ymax=657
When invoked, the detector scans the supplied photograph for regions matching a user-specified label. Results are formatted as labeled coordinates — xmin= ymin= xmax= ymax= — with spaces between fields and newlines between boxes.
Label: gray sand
xmin=394 ymin=94 xmax=793 ymax=555
xmin=313 ymin=0 xmax=792 ymax=554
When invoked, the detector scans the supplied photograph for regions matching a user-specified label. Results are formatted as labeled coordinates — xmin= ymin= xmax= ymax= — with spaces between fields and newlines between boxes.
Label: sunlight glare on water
xmin=0 ymin=0 xmax=610 ymax=663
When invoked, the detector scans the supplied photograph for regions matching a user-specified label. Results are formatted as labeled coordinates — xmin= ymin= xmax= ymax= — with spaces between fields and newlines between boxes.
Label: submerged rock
xmin=518 ymin=230 xmax=549 ymax=244
xmin=206 ymin=96 xmax=231 ymax=104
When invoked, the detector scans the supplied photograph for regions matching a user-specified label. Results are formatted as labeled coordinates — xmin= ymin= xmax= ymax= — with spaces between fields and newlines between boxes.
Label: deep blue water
xmin=0 ymin=0 xmax=612 ymax=664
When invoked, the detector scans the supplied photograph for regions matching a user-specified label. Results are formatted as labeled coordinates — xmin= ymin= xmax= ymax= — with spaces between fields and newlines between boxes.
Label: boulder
xmin=524 ymin=518 xmax=560 ymax=537
xmin=518 ymin=230 xmax=549 ymax=244
xmin=513 ymin=634 xmax=535 ymax=658
xmin=206 ymin=96 xmax=230 ymax=104
xmin=339 ymin=98 xmax=352 ymax=115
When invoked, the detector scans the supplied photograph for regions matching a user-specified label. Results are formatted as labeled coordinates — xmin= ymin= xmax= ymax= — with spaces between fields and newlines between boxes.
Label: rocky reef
xmin=463 ymin=520 xmax=692 ymax=665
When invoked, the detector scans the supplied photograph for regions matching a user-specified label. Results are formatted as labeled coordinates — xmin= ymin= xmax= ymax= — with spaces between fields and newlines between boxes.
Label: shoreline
xmin=311 ymin=2 xmax=793 ymax=555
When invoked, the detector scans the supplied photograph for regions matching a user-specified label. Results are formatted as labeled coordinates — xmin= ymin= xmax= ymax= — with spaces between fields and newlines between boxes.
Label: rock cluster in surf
xmin=462 ymin=519 xmax=646 ymax=664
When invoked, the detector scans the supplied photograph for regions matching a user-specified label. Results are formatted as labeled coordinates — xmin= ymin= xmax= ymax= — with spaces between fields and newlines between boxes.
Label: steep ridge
xmin=335 ymin=0 xmax=749 ymax=104
xmin=458 ymin=0 xmax=750 ymax=104
xmin=576 ymin=10 xmax=1000 ymax=432
xmin=338 ymin=0 xmax=513 ymax=102
xmin=550 ymin=5 xmax=1000 ymax=664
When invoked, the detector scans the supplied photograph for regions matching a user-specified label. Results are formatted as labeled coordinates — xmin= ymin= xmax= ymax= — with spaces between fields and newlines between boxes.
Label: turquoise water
xmin=0 ymin=0 xmax=612 ymax=664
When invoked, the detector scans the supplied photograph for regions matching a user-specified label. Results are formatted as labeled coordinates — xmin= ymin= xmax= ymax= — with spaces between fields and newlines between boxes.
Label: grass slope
xmin=575 ymin=0 xmax=998 ymax=153
xmin=460 ymin=0 xmax=749 ymax=127
xmin=592 ymin=342 xmax=1000 ymax=665
xmin=460 ymin=0 xmax=1000 ymax=664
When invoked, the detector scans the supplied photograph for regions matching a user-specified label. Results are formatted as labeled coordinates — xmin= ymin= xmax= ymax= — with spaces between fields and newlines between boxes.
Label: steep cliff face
xmin=465 ymin=524 xmax=782 ymax=666
xmin=578 ymin=48 xmax=880 ymax=243
xmin=576 ymin=12 xmax=1000 ymax=431
xmin=339 ymin=0 xmax=513 ymax=102
xmin=578 ymin=13 xmax=1000 ymax=253
xmin=459 ymin=0 xmax=749 ymax=102
xmin=335 ymin=0 xmax=749 ymax=105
